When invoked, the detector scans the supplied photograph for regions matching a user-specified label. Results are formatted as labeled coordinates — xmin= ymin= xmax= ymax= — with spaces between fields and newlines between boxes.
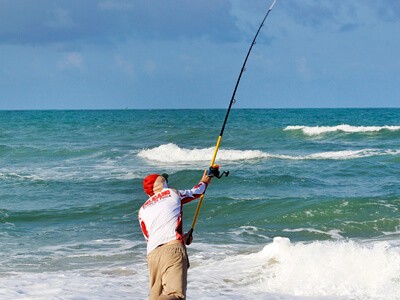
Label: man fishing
xmin=138 ymin=1 xmax=276 ymax=297
xmin=138 ymin=171 xmax=212 ymax=300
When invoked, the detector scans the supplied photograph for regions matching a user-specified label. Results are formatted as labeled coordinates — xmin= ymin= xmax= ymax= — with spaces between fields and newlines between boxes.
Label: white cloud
xmin=114 ymin=55 xmax=135 ymax=77
xmin=296 ymin=56 xmax=312 ymax=80
xmin=45 ymin=8 xmax=75 ymax=29
xmin=58 ymin=52 xmax=83 ymax=70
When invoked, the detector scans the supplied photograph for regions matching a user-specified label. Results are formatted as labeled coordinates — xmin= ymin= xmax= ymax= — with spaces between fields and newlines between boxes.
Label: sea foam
xmin=137 ymin=143 xmax=400 ymax=164
xmin=258 ymin=237 xmax=400 ymax=299
xmin=285 ymin=124 xmax=400 ymax=136
xmin=189 ymin=237 xmax=400 ymax=299
xmin=3 ymin=238 xmax=399 ymax=300
xmin=137 ymin=143 xmax=270 ymax=163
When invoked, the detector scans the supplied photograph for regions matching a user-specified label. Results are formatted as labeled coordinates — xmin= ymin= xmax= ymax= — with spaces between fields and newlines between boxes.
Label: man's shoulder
xmin=141 ymin=189 xmax=180 ymax=210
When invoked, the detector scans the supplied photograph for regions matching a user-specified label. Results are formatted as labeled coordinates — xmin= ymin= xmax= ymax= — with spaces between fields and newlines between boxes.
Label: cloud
xmin=58 ymin=52 xmax=84 ymax=70
xmin=0 ymin=1 xmax=95 ymax=45
xmin=296 ymin=57 xmax=312 ymax=80
xmin=114 ymin=55 xmax=134 ymax=77
xmin=45 ymin=8 xmax=75 ymax=29
xmin=339 ymin=23 xmax=359 ymax=33
xmin=279 ymin=0 xmax=360 ymax=32
xmin=1 ymin=0 xmax=398 ymax=49
xmin=0 ymin=0 xmax=239 ymax=46
xmin=372 ymin=1 xmax=400 ymax=22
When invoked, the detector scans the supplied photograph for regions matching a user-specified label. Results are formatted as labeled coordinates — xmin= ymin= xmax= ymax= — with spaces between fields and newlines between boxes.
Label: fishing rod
xmin=187 ymin=0 xmax=277 ymax=243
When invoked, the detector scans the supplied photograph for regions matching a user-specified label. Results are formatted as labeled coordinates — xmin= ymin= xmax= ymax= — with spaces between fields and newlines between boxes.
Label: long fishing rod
xmin=187 ymin=0 xmax=277 ymax=241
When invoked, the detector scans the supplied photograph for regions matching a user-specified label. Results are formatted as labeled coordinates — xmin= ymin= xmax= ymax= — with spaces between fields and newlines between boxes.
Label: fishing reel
xmin=207 ymin=164 xmax=229 ymax=179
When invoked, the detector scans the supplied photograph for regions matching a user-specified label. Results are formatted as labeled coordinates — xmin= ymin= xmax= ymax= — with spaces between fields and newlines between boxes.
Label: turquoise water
xmin=1 ymin=109 xmax=399 ymax=299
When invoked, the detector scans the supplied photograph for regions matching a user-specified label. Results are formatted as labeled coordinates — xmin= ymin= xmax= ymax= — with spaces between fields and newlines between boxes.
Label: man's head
xmin=143 ymin=173 xmax=169 ymax=197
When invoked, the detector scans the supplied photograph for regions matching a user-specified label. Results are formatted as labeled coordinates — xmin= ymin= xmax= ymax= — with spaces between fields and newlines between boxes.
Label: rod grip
xmin=185 ymin=228 xmax=194 ymax=245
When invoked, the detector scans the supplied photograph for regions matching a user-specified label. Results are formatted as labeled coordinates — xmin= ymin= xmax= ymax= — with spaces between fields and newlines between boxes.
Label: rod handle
xmin=185 ymin=228 xmax=194 ymax=245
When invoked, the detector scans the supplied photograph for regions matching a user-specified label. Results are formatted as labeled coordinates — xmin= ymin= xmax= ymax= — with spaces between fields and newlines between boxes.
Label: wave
xmin=1 ymin=200 xmax=132 ymax=224
xmin=191 ymin=237 xmax=400 ymax=299
xmin=0 ymin=265 xmax=138 ymax=299
xmin=284 ymin=124 xmax=400 ymax=136
xmin=298 ymin=148 xmax=400 ymax=160
xmin=258 ymin=237 xmax=400 ymax=298
xmin=0 ymin=169 xmax=138 ymax=182
xmin=137 ymin=143 xmax=271 ymax=163
xmin=0 ymin=152 xmax=143 ymax=182
xmin=0 ymin=172 xmax=43 ymax=181
xmin=137 ymin=143 xmax=400 ymax=163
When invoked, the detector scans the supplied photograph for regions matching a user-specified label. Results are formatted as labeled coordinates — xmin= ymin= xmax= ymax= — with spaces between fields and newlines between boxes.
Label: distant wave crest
xmin=137 ymin=143 xmax=400 ymax=163
xmin=137 ymin=143 xmax=270 ymax=163
xmin=284 ymin=124 xmax=400 ymax=136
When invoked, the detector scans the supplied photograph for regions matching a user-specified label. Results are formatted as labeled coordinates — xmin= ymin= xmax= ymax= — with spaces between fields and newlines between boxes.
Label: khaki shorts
xmin=147 ymin=240 xmax=189 ymax=300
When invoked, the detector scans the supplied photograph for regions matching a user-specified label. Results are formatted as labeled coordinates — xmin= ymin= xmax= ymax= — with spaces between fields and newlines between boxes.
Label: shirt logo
xmin=142 ymin=189 xmax=171 ymax=209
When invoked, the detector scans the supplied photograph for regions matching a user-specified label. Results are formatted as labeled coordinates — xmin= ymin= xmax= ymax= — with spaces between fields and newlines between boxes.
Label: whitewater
xmin=138 ymin=142 xmax=400 ymax=162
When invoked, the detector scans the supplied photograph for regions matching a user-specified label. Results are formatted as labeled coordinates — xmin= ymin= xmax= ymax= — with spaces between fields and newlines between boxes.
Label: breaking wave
xmin=137 ymin=143 xmax=400 ymax=163
xmin=284 ymin=124 xmax=400 ymax=136
xmin=190 ymin=237 xmax=400 ymax=299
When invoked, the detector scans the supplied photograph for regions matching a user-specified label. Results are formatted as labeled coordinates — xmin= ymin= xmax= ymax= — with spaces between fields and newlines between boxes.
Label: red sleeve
xmin=178 ymin=182 xmax=207 ymax=204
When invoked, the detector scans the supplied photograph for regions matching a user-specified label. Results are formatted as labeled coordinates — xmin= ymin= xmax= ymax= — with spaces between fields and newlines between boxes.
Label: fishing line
xmin=187 ymin=0 xmax=277 ymax=241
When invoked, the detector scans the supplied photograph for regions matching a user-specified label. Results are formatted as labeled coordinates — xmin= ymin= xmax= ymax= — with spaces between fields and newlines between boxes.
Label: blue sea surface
xmin=1 ymin=109 xmax=399 ymax=299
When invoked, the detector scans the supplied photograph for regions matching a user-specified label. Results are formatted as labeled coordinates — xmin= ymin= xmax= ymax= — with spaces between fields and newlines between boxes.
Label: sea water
xmin=0 ymin=109 xmax=399 ymax=299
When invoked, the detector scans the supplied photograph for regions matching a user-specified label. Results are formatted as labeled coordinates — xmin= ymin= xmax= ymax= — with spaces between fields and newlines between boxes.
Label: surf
xmin=189 ymin=237 xmax=400 ymax=299
xmin=285 ymin=124 xmax=400 ymax=136
xmin=137 ymin=143 xmax=400 ymax=164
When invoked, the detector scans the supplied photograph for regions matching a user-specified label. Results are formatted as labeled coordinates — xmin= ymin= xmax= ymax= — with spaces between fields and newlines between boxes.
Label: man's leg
xmin=147 ymin=249 xmax=163 ymax=300
xmin=160 ymin=243 xmax=188 ymax=299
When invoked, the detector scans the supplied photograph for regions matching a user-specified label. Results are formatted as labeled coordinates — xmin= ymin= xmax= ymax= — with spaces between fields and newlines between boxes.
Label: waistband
xmin=148 ymin=239 xmax=185 ymax=256
xmin=160 ymin=239 xmax=183 ymax=247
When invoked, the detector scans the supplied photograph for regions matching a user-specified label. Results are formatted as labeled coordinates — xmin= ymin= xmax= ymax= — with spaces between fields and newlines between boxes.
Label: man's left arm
xmin=178 ymin=170 xmax=211 ymax=204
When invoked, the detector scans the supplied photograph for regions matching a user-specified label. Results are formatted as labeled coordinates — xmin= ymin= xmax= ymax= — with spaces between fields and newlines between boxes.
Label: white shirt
xmin=138 ymin=182 xmax=207 ymax=254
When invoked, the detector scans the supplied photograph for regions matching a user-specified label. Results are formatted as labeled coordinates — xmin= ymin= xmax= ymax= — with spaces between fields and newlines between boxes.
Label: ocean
xmin=0 ymin=108 xmax=399 ymax=300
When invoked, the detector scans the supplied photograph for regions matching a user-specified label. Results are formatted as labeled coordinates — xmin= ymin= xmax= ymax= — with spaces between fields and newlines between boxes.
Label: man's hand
xmin=184 ymin=230 xmax=193 ymax=245
xmin=201 ymin=169 xmax=212 ymax=185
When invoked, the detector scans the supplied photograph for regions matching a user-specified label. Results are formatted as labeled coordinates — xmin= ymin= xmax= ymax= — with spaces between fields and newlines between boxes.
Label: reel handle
xmin=207 ymin=164 xmax=229 ymax=179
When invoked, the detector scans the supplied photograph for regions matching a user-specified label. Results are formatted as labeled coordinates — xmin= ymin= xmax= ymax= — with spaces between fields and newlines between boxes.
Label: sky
xmin=0 ymin=0 xmax=399 ymax=110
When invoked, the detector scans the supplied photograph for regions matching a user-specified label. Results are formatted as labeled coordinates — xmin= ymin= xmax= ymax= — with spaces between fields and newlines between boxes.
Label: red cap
xmin=143 ymin=174 xmax=160 ymax=197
